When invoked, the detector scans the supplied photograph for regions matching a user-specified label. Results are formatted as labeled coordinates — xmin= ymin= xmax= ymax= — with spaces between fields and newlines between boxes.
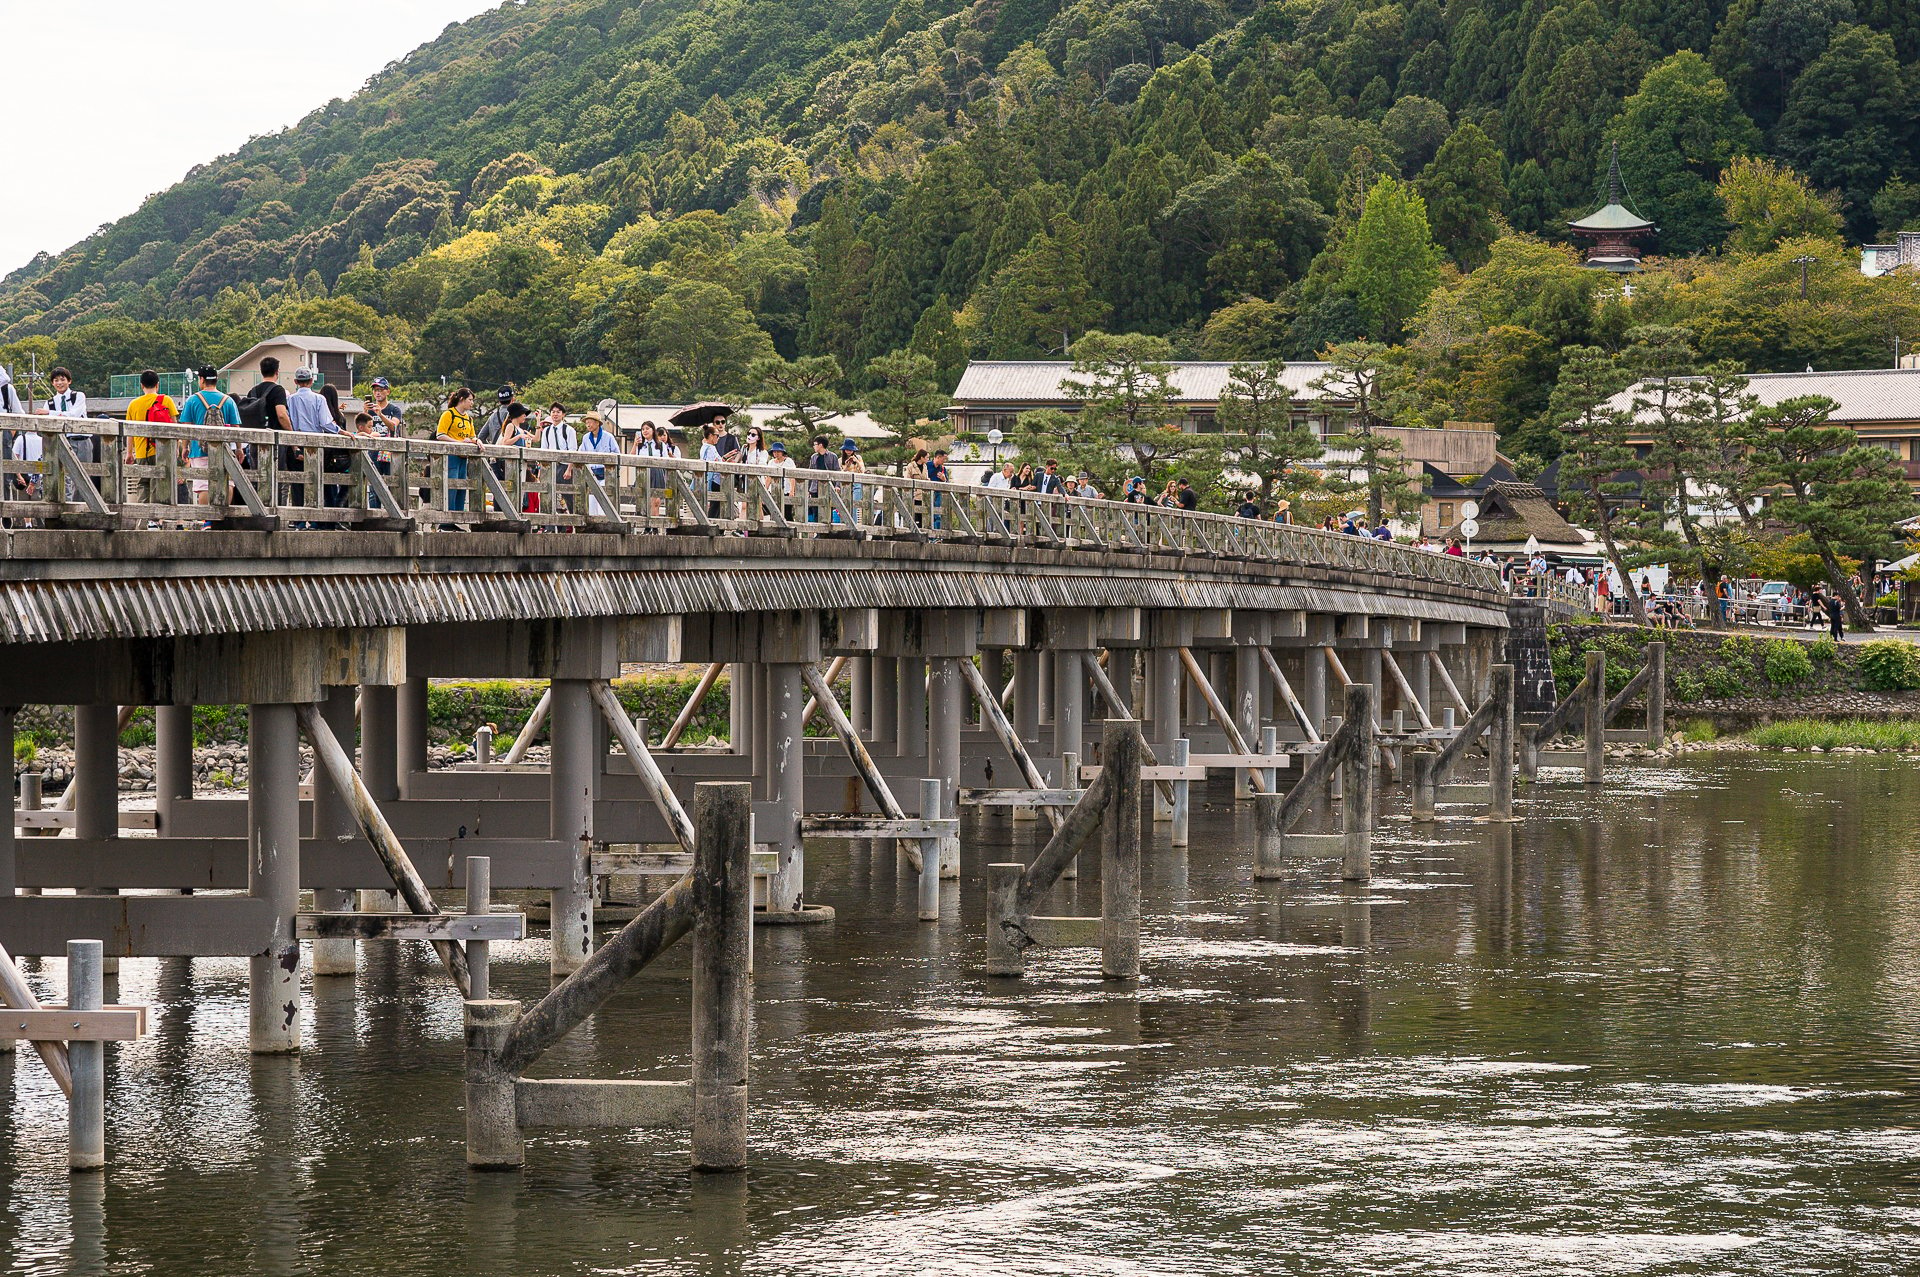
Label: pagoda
xmin=1568 ymin=142 xmax=1655 ymax=272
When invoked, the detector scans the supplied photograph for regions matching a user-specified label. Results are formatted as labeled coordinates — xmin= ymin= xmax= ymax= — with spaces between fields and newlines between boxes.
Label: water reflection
xmin=0 ymin=756 xmax=1917 ymax=1274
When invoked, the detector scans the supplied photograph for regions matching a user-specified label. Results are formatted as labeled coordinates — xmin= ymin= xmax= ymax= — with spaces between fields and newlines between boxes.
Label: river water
xmin=2 ymin=755 xmax=1917 ymax=1275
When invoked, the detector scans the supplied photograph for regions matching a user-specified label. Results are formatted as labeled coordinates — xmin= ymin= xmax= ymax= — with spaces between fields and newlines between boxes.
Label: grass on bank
xmin=1740 ymin=718 xmax=1920 ymax=750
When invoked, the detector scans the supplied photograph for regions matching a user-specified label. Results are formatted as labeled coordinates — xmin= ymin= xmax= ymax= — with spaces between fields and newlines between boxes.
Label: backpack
xmin=234 ymin=385 xmax=268 ymax=429
xmin=145 ymin=395 xmax=176 ymax=424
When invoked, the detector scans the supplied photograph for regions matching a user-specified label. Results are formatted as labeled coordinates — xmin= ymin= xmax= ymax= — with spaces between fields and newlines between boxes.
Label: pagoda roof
xmin=1569 ymin=140 xmax=1654 ymax=234
xmin=1569 ymin=202 xmax=1655 ymax=233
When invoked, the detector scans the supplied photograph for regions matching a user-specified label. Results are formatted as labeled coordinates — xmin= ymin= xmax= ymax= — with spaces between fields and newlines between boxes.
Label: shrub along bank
xmin=1547 ymin=625 xmax=1920 ymax=718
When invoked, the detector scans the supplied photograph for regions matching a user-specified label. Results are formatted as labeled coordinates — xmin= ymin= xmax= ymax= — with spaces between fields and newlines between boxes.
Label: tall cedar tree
xmin=1417 ymin=123 xmax=1508 ymax=272
xmin=1740 ymin=394 xmax=1917 ymax=629
xmin=1343 ymin=177 xmax=1443 ymax=343
xmin=1548 ymin=346 xmax=1656 ymax=625
xmin=1312 ymin=342 xmax=1423 ymax=525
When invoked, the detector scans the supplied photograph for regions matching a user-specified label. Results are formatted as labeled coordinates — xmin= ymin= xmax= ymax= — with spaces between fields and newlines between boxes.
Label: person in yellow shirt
xmin=124 ymin=369 xmax=179 ymax=510
xmin=436 ymin=386 xmax=476 ymax=514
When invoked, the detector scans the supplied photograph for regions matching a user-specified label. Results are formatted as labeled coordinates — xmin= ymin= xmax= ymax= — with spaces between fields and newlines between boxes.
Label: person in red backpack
xmin=124 ymin=369 xmax=178 ymax=514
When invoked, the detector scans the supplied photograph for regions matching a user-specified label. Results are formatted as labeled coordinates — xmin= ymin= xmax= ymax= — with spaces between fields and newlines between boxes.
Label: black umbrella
xmin=668 ymin=401 xmax=736 ymax=429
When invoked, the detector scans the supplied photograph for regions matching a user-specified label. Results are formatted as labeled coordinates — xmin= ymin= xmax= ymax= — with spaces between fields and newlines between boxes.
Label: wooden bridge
xmin=0 ymin=413 xmax=1552 ymax=1169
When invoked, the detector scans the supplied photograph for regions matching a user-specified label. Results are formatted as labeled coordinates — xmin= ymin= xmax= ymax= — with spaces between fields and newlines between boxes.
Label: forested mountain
xmin=6 ymin=0 xmax=1920 ymax=457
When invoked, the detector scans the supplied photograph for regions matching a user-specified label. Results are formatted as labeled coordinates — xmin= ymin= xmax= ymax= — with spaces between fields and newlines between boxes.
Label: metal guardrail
xmin=0 ymin=414 xmax=1502 ymax=592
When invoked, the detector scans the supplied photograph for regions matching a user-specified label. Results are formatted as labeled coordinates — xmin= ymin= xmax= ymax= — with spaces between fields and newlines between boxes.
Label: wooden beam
xmin=0 ymin=1007 xmax=148 ymax=1043
xmin=592 ymin=680 xmax=697 ymax=855
xmin=659 ymin=662 xmax=726 ymax=750
xmin=1176 ymin=648 xmax=1271 ymax=793
xmin=293 ymin=912 xmax=524 ymax=942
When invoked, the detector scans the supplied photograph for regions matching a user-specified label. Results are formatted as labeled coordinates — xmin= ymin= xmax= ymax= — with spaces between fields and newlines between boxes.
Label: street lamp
xmin=987 ymin=427 xmax=1004 ymax=469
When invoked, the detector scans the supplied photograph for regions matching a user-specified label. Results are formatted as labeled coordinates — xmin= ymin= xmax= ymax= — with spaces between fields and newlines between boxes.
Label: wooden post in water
xmin=67 ymin=939 xmax=105 ymax=1171
xmin=985 ymin=863 xmax=1025 ymax=977
xmin=1583 ymin=651 xmax=1605 ymax=784
xmin=1341 ymin=685 xmax=1375 ymax=883
xmin=1410 ymin=751 xmax=1436 ymax=822
xmin=917 ymin=779 xmax=942 ymax=923
xmin=1254 ymin=791 xmax=1286 ymax=879
xmin=690 ymin=781 xmax=752 ymax=1172
xmin=1646 ymin=641 xmax=1666 ymax=746
xmin=249 ymin=703 xmax=301 ymax=1053
xmin=1099 ymin=720 xmax=1142 ymax=980
xmin=1169 ymin=738 xmax=1191 ymax=848
xmin=466 ymin=857 xmax=492 ymax=1001
xmin=1488 ymin=664 xmax=1515 ymax=821
xmin=463 ymin=999 xmax=523 ymax=1169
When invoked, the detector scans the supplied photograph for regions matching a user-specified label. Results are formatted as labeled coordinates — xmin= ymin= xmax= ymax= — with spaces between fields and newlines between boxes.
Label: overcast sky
xmin=3 ymin=0 xmax=493 ymax=277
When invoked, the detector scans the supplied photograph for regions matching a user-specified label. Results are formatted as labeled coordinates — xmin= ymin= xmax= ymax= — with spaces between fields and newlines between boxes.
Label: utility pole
xmin=1793 ymin=254 xmax=1817 ymax=301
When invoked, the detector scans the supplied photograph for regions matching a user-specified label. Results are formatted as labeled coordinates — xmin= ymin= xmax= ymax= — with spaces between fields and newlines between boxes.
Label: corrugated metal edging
xmin=0 ymin=568 xmax=1509 ymax=644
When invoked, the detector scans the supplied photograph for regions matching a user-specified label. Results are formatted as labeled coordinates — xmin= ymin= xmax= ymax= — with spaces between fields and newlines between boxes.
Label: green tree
xmin=753 ymin=354 xmax=846 ymax=438
xmin=1046 ymin=331 xmax=1229 ymax=495
xmin=1548 ymin=346 xmax=1656 ymax=625
xmin=862 ymin=349 xmax=941 ymax=466
xmin=1626 ymin=329 xmax=1764 ymax=621
xmin=523 ymin=365 xmax=638 ymax=412
xmin=1199 ymin=298 xmax=1294 ymax=360
xmin=982 ymin=215 xmax=1107 ymax=356
xmin=1341 ymin=177 xmax=1441 ymax=343
xmin=803 ymin=192 xmax=869 ymax=367
xmin=1871 ymin=176 xmax=1920 ymax=238
xmin=1217 ymin=360 xmax=1324 ymax=508
xmin=1607 ymin=53 xmax=1761 ymax=256
xmin=1717 ymin=156 xmax=1845 ymax=254
xmin=1417 ymin=123 xmax=1508 ymax=272
xmin=643 ymin=280 xmax=774 ymax=399
xmin=908 ymin=295 xmax=968 ymax=395
xmin=1776 ymin=24 xmax=1913 ymax=240
xmin=1164 ymin=151 xmax=1331 ymax=302
xmin=1740 ymin=394 xmax=1917 ymax=628
xmin=1311 ymin=342 xmax=1421 ymax=525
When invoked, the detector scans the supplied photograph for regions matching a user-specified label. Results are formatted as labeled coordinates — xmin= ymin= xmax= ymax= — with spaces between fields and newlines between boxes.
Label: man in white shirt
xmin=537 ymin=404 xmax=578 ymax=515
xmin=38 ymin=366 xmax=90 ymax=499
xmin=985 ymin=462 xmax=1016 ymax=489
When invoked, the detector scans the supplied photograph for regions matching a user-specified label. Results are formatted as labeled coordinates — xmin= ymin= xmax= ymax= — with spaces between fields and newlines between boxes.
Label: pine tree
xmin=1311 ymin=342 xmax=1422 ymax=524
xmin=863 ymin=349 xmax=941 ymax=470
xmin=1216 ymin=360 xmax=1324 ymax=509
xmin=753 ymin=354 xmax=847 ymax=439
xmin=1548 ymin=346 xmax=1657 ymax=625
xmin=1043 ymin=331 xmax=1229 ymax=496
xmin=1740 ymin=394 xmax=1918 ymax=629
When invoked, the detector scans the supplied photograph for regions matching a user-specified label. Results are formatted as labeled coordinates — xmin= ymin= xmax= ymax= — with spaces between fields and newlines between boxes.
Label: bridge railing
xmin=0 ymin=414 xmax=1501 ymax=591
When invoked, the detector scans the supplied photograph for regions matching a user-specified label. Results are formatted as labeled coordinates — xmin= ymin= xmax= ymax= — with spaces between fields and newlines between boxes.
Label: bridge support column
xmin=927 ymin=658 xmax=964 ymax=878
xmin=311 ymin=686 xmax=359 ymax=977
xmin=731 ymin=663 xmax=755 ymax=758
xmin=1013 ymin=651 xmax=1041 ymax=745
xmin=1052 ymin=650 xmax=1086 ymax=789
xmin=549 ymin=680 xmax=596 ymax=977
xmin=895 ymin=657 xmax=925 ymax=761
xmin=1151 ymin=649 xmax=1181 ymax=822
xmin=1302 ymin=640 xmax=1329 ymax=735
xmin=249 ymin=702 xmax=301 ymax=1053
xmin=871 ymin=657 xmax=898 ymax=755
xmin=848 ymin=657 xmax=871 ymax=737
xmin=397 ymin=676 xmax=429 ymax=799
xmin=154 ymin=704 xmax=194 ymax=836
xmin=74 ymin=705 xmax=120 ymax=975
xmin=1234 ymin=645 xmax=1260 ymax=799
xmin=767 ymin=662 xmax=806 ymax=912
xmin=360 ymin=684 xmax=399 ymax=803
xmin=1407 ymin=646 xmax=1432 ymax=724
xmin=357 ymin=683 xmax=402 ymax=914
xmin=0 ymin=708 xmax=13 ymax=902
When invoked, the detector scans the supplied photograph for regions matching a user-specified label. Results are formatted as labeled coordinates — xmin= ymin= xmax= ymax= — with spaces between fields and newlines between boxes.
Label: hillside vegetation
xmin=5 ymin=0 xmax=1920 ymax=458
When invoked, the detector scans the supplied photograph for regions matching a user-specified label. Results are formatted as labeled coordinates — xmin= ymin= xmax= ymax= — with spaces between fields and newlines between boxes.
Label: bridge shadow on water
xmin=0 ymin=754 xmax=1917 ymax=1275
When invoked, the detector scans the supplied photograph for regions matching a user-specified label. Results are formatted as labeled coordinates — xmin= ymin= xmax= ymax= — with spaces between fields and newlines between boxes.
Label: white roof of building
xmin=951 ymin=360 xmax=1336 ymax=404
xmin=608 ymin=403 xmax=896 ymax=439
xmin=220 ymin=334 xmax=370 ymax=370
xmin=1611 ymin=367 xmax=1920 ymax=424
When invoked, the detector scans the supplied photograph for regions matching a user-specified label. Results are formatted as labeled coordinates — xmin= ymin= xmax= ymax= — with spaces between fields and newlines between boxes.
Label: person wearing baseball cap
xmin=367 ymin=377 xmax=403 ymax=434
xmin=478 ymin=386 xmax=515 ymax=445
